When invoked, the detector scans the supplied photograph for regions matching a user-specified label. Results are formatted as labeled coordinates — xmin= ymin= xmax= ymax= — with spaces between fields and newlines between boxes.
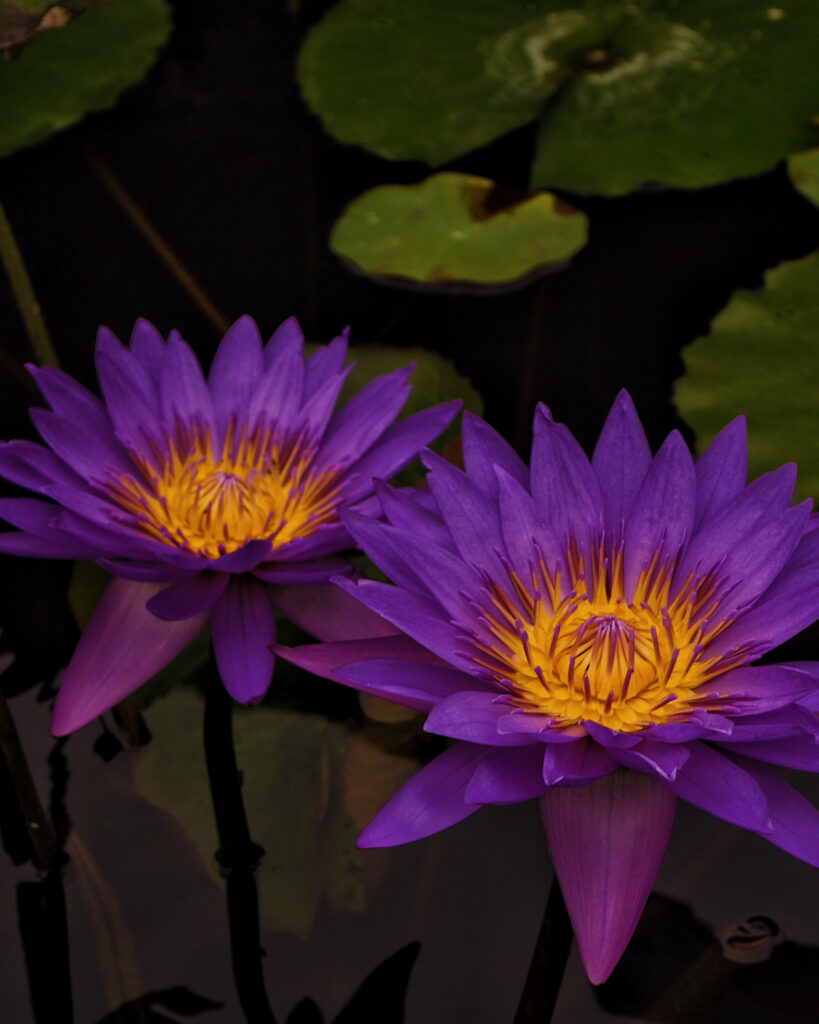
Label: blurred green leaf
xmin=330 ymin=173 xmax=587 ymax=288
xmin=789 ymin=146 xmax=819 ymax=209
xmin=300 ymin=0 xmax=819 ymax=196
xmin=675 ymin=251 xmax=819 ymax=505
xmin=0 ymin=0 xmax=171 ymax=158
xmin=67 ymin=559 xmax=110 ymax=630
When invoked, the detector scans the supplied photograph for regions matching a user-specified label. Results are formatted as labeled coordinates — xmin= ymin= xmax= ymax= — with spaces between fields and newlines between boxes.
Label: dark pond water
xmin=2 ymin=2 xmax=819 ymax=1022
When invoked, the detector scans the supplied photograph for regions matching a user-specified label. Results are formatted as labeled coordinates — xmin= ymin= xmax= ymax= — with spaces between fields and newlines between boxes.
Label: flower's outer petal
xmin=98 ymin=559 xmax=196 ymax=584
xmin=210 ymin=576 xmax=276 ymax=704
xmin=51 ymin=578 xmax=206 ymax=735
xmin=425 ymin=692 xmax=533 ymax=746
xmin=129 ymin=319 xmax=166 ymax=382
xmin=423 ymin=450 xmax=507 ymax=580
xmin=710 ymin=529 xmax=819 ymax=656
xmin=540 ymin=769 xmax=677 ymax=984
xmin=718 ymin=735 xmax=819 ymax=771
xmin=714 ymin=705 xmax=819 ymax=742
xmin=336 ymin=659 xmax=479 ymax=711
xmin=339 ymin=402 xmax=461 ymax=502
xmin=641 ymin=713 xmax=734 ymax=743
xmin=357 ymin=742 xmax=487 ymax=847
xmin=725 ymin=754 xmax=819 ymax=868
xmin=461 ymin=411 xmax=529 ymax=498
xmin=0 ymin=497 xmax=78 ymax=541
xmin=267 ymin=524 xmax=351 ymax=564
xmin=465 ymin=744 xmax=548 ymax=804
xmin=0 ymin=530 xmax=97 ymax=559
xmin=315 ymin=366 xmax=412 ymax=471
xmin=271 ymin=580 xmax=397 ymax=641
xmin=374 ymin=480 xmax=452 ymax=551
xmin=204 ymin=539 xmax=272 ymax=575
xmin=208 ymin=316 xmax=264 ymax=432
xmin=30 ymin=408 xmax=131 ymax=481
xmin=694 ymin=417 xmax=747 ymax=529
xmin=160 ymin=333 xmax=215 ymax=439
xmin=496 ymin=467 xmax=566 ymax=582
xmin=0 ymin=439 xmax=84 ymax=492
xmin=591 ymin=390 xmax=652 ymax=534
xmin=703 ymin=663 xmax=819 ymax=715
xmin=303 ymin=328 xmax=349 ymax=400
xmin=334 ymin=577 xmax=474 ymax=672
xmin=624 ymin=431 xmax=696 ymax=598
xmin=96 ymin=327 xmax=162 ymax=454
xmin=531 ymin=405 xmax=604 ymax=543
xmin=247 ymin=332 xmax=306 ymax=433
xmin=252 ymin=559 xmax=353 ymax=585
xmin=661 ymin=742 xmax=772 ymax=832
xmin=609 ymin=739 xmax=691 ymax=781
xmin=497 ymin=710 xmax=586 ymax=740
xmin=263 ymin=315 xmax=304 ymax=370
xmin=146 ymin=572 xmax=229 ymax=621
xmin=27 ymin=363 xmax=111 ymax=431
xmin=542 ymin=737 xmax=618 ymax=786
xmin=290 ymin=365 xmax=353 ymax=446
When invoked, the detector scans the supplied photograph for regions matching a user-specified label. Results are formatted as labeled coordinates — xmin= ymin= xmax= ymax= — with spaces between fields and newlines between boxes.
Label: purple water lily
xmin=278 ymin=392 xmax=819 ymax=983
xmin=0 ymin=316 xmax=458 ymax=735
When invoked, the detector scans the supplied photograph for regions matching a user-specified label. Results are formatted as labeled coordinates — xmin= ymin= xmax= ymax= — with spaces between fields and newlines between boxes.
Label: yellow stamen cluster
xmin=474 ymin=541 xmax=747 ymax=733
xmin=110 ymin=421 xmax=341 ymax=558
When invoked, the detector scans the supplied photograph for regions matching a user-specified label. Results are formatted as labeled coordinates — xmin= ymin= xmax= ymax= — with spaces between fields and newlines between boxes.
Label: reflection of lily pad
xmin=675 ymin=251 xmax=819 ymax=505
xmin=330 ymin=173 xmax=587 ymax=288
xmin=0 ymin=0 xmax=171 ymax=158
xmin=789 ymin=146 xmax=819 ymax=209
xmin=300 ymin=0 xmax=819 ymax=195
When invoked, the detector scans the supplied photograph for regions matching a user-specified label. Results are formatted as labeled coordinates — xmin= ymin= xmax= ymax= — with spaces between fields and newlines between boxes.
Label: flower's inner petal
xmin=107 ymin=419 xmax=342 ymax=559
xmin=470 ymin=536 xmax=752 ymax=734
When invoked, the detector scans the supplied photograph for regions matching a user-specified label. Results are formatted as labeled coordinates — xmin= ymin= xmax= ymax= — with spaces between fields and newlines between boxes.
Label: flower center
xmin=109 ymin=421 xmax=341 ymax=558
xmin=474 ymin=540 xmax=747 ymax=732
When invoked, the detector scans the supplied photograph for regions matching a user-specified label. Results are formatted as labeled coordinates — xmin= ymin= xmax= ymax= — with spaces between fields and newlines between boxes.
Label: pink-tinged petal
xmin=263 ymin=315 xmax=304 ymax=370
xmin=51 ymin=578 xmax=206 ymax=735
xmin=704 ymin=663 xmax=819 ymax=714
xmin=425 ymin=692 xmax=532 ymax=746
xmin=725 ymin=754 xmax=819 ymax=868
xmin=540 ymin=769 xmax=677 ymax=984
xmin=303 ymin=328 xmax=349 ymax=400
xmin=609 ymin=739 xmax=691 ymax=781
xmin=717 ymin=735 xmax=819 ymax=771
xmin=336 ymin=658 xmax=478 ymax=711
xmin=207 ymin=316 xmax=264 ymax=431
xmin=530 ymin=405 xmax=604 ymax=543
xmin=591 ymin=390 xmax=652 ymax=534
xmin=461 ymin=411 xmax=529 ymax=497
xmin=694 ymin=417 xmax=747 ymax=529
xmin=210 ymin=576 xmax=276 ymax=704
xmin=662 ymin=742 xmax=772 ymax=832
xmin=147 ymin=572 xmax=229 ymax=621
xmin=624 ymin=430 xmax=695 ymax=597
xmin=253 ymin=559 xmax=353 ymax=585
xmin=357 ymin=742 xmax=487 ymax=847
xmin=465 ymin=745 xmax=548 ymax=804
xmin=271 ymin=580 xmax=397 ymax=641
xmin=542 ymin=737 xmax=618 ymax=786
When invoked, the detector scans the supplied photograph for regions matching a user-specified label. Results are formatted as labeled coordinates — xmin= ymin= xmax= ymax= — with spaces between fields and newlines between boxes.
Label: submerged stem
xmin=204 ymin=652 xmax=276 ymax=1024
xmin=512 ymin=874 xmax=573 ymax=1024
xmin=0 ymin=201 xmax=59 ymax=368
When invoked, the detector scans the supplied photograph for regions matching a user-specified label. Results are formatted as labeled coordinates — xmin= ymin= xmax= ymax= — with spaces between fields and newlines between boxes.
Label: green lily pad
xmin=675 ymin=250 xmax=819 ymax=505
xmin=0 ymin=0 xmax=171 ymax=159
xmin=788 ymin=146 xmax=819 ymax=208
xmin=299 ymin=0 xmax=819 ymax=196
xmin=330 ymin=173 xmax=587 ymax=288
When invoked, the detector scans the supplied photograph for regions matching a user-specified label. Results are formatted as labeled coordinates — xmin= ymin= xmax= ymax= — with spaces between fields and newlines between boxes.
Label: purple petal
xmin=624 ymin=431 xmax=695 ymax=598
xmin=0 ymin=439 xmax=84 ymax=492
xmin=425 ymin=691 xmax=532 ymax=746
xmin=694 ymin=417 xmax=747 ymax=529
xmin=28 ymin=363 xmax=112 ymax=430
xmin=337 ymin=658 xmax=479 ymax=711
xmin=270 ymin=580 xmax=397 ymax=641
xmin=290 ymin=365 xmax=352 ymax=445
xmin=530 ymin=404 xmax=604 ymax=543
xmin=495 ymin=467 xmax=566 ymax=584
xmin=725 ymin=754 xmax=819 ymax=868
xmin=591 ymin=390 xmax=652 ymax=534
xmin=30 ymin=407 xmax=131 ymax=481
xmin=98 ymin=559 xmax=196 ymax=584
xmin=542 ymin=737 xmax=618 ymax=786
xmin=374 ymin=481 xmax=453 ymax=551
xmin=609 ymin=739 xmax=691 ymax=781
xmin=703 ymin=663 xmax=819 ymax=715
xmin=0 ymin=530 xmax=97 ymax=559
xmin=208 ymin=316 xmax=264 ymax=432
xmin=357 ymin=742 xmax=487 ymax=847
xmin=263 ymin=316 xmax=304 ymax=370
xmin=252 ymin=558 xmax=353 ymax=585
xmin=713 ymin=705 xmax=819 ymax=743
xmin=51 ymin=578 xmax=206 ymax=735
xmin=662 ymin=742 xmax=771 ymax=832
xmin=95 ymin=327 xmax=162 ymax=455
xmin=210 ymin=576 xmax=276 ymax=704
xmin=146 ymin=572 xmax=229 ymax=621
xmin=160 ymin=334 xmax=215 ymax=440
xmin=717 ymin=735 xmax=819 ymax=771
xmin=461 ymin=411 xmax=529 ymax=497
xmin=540 ymin=769 xmax=677 ymax=984
xmin=303 ymin=328 xmax=349 ymax=400
xmin=246 ymin=332 xmax=305 ymax=431
xmin=464 ymin=744 xmax=548 ymax=804
xmin=128 ymin=319 xmax=166 ymax=380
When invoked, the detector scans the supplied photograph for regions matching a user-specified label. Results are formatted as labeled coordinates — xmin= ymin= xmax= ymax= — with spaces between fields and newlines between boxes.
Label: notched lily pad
xmin=300 ymin=0 xmax=819 ymax=196
xmin=788 ymin=145 xmax=819 ymax=209
xmin=675 ymin=250 xmax=819 ymax=505
xmin=330 ymin=172 xmax=587 ymax=289
xmin=0 ymin=0 xmax=171 ymax=158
